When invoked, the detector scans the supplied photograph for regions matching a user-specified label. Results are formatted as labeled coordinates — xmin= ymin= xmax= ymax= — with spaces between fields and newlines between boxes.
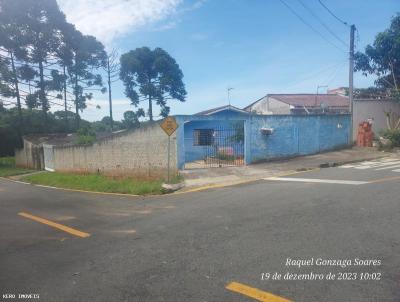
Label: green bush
xmin=0 ymin=157 xmax=15 ymax=167
xmin=381 ymin=129 xmax=400 ymax=147
xmin=75 ymin=135 xmax=96 ymax=145
xmin=76 ymin=126 xmax=96 ymax=145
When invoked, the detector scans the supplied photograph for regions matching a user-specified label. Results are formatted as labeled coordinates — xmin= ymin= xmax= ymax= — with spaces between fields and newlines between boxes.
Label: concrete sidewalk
xmin=179 ymin=147 xmax=397 ymax=191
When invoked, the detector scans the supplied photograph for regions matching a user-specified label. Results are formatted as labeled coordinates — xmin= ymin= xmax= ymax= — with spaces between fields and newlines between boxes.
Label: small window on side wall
xmin=193 ymin=129 xmax=214 ymax=146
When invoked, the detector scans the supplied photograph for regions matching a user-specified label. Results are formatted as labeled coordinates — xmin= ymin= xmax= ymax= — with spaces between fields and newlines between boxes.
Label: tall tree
xmin=67 ymin=32 xmax=107 ymax=128
xmin=21 ymin=0 xmax=67 ymax=123
xmin=0 ymin=0 xmax=32 ymax=140
xmin=122 ymin=109 xmax=145 ymax=129
xmin=355 ymin=13 xmax=400 ymax=94
xmin=50 ymin=22 xmax=76 ymax=131
xmin=120 ymin=47 xmax=186 ymax=121
xmin=103 ymin=49 xmax=120 ymax=131
xmin=355 ymin=13 xmax=400 ymax=129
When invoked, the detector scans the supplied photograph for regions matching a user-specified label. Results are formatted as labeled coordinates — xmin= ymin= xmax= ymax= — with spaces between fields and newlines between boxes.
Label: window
xmin=193 ymin=129 xmax=214 ymax=146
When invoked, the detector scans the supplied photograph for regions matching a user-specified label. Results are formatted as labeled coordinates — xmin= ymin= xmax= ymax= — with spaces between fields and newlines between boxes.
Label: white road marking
xmin=353 ymin=161 xmax=400 ymax=169
xmin=339 ymin=159 xmax=400 ymax=172
xmin=375 ymin=164 xmax=400 ymax=171
xmin=264 ymin=177 xmax=368 ymax=185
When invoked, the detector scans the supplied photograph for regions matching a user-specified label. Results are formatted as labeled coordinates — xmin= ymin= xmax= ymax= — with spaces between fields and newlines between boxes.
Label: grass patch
xmin=22 ymin=172 xmax=164 ymax=195
xmin=0 ymin=157 xmax=35 ymax=177
xmin=168 ymin=173 xmax=184 ymax=184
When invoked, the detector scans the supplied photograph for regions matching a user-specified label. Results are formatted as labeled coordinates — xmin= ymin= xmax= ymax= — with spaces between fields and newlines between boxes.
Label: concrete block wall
xmin=53 ymin=122 xmax=177 ymax=178
xmin=353 ymin=100 xmax=400 ymax=138
xmin=246 ymin=115 xmax=350 ymax=163
xmin=15 ymin=140 xmax=44 ymax=170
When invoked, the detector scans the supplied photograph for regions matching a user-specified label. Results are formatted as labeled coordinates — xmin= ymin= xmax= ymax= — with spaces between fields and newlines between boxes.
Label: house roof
xmin=196 ymin=104 xmax=249 ymax=115
xmin=245 ymin=94 xmax=349 ymax=110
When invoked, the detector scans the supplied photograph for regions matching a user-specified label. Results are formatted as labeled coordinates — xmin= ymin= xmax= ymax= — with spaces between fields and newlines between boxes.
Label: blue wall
xmin=184 ymin=120 xmax=244 ymax=163
xmin=175 ymin=112 xmax=350 ymax=169
xmin=245 ymin=114 xmax=349 ymax=163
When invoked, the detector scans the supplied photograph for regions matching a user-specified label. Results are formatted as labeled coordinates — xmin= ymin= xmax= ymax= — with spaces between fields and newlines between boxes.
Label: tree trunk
xmin=38 ymin=60 xmax=47 ymax=125
xmin=148 ymin=94 xmax=153 ymax=121
xmin=10 ymin=52 xmax=23 ymax=144
xmin=75 ymin=73 xmax=80 ymax=129
xmin=63 ymin=65 xmax=68 ymax=132
xmin=107 ymin=58 xmax=113 ymax=131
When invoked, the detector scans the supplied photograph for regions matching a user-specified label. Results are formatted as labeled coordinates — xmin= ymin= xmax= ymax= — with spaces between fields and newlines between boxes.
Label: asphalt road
xmin=1 ymin=157 xmax=400 ymax=302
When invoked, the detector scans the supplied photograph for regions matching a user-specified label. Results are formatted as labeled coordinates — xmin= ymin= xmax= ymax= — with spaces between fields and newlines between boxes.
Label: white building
xmin=244 ymin=94 xmax=350 ymax=115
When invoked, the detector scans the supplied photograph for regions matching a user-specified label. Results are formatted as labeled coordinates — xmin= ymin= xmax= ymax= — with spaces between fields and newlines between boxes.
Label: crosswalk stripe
xmin=375 ymin=164 xmax=400 ymax=171
xmin=264 ymin=177 xmax=368 ymax=185
xmin=339 ymin=158 xmax=400 ymax=171
xmin=354 ymin=161 xmax=400 ymax=169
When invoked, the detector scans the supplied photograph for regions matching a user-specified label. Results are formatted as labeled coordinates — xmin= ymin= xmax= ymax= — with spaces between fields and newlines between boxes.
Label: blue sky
xmin=57 ymin=0 xmax=399 ymax=121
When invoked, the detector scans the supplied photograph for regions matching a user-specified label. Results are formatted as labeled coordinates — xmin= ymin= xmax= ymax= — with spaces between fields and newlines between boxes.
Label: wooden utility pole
xmin=349 ymin=24 xmax=356 ymax=145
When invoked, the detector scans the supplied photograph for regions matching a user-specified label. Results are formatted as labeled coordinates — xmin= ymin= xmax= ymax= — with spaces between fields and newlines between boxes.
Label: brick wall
xmin=53 ymin=122 xmax=177 ymax=178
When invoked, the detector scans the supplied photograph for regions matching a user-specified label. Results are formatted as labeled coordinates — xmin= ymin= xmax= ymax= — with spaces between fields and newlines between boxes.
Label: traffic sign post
xmin=160 ymin=117 xmax=178 ymax=183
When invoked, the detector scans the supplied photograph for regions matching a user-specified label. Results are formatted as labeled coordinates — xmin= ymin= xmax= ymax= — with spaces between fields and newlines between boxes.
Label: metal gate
xmin=190 ymin=124 xmax=244 ymax=168
xmin=43 ymin=144 xmax=55 ymax=171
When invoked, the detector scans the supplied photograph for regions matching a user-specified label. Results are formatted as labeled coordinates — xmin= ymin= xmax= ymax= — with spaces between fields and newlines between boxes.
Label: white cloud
xmin=57 ymin=0 xmax=183 ymax=45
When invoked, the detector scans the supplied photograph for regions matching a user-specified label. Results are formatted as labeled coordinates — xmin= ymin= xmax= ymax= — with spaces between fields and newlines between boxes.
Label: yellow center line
xmin=18 ymin=212 xmax=90 ymax=238
xmin=226 ymin=282 xmax=293 ymax=302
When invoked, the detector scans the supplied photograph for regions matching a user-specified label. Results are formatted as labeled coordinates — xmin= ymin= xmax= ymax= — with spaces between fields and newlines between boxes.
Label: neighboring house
xmin=196 ymin=105 xmax=250 ymax=116
xmin=244 ymin=94 xmax=350 ymax=115
xmin=328 ymin=87 xmax=347 ymax=96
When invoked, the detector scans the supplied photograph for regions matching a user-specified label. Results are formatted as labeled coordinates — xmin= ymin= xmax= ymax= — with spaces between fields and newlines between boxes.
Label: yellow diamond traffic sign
xmin=160 ymin=116 xmax=178 ymax=136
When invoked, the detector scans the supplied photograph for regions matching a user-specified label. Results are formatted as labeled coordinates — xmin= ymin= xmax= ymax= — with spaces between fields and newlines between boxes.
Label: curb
xmin=177 ymin=155 xmax=391 ymax=193
xmin=176 ymin=169 xmax=309 ymax=194
xmin=0 ymin=154 xmax=391 ymax=197
xmin=0 ymin=176 xmax=142 ymax=198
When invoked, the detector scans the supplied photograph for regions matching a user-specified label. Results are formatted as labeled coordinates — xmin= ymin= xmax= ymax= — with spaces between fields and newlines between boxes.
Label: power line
xmin=324 ymin=61 xmax=347 ymax=85
xmin=278 ymin=0 xmax=347 ymax=53
xmin=286 ymin=60 xmax=347 ymax=89
xmin=318 ymin=0 xmax=349 ymax=27
xmin=296 ymin=0 xmax=348 ymax=48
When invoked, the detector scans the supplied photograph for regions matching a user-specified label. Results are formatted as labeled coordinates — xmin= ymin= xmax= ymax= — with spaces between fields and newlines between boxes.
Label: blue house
xmin=173 ymin=105 xmax=350 ymax=169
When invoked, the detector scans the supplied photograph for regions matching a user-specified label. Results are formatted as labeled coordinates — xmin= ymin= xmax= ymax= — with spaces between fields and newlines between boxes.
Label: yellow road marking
xmin=18 ymin=212 xmax=90 ymax=238
xmin=368 ymin=176 xmax=400 ymax=184
xmin=226 ymin=282 xmax=293 ymax=302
